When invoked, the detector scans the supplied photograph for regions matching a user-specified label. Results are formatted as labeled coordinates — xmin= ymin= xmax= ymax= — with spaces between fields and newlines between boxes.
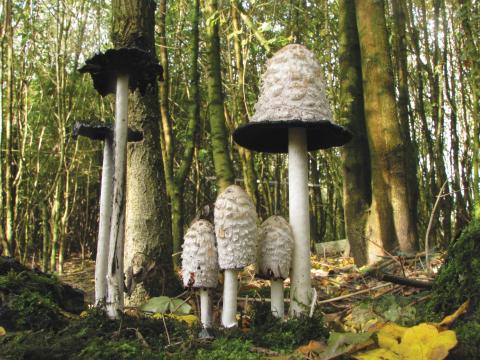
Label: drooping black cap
xmin=72 ymin=122 xmax=143 ymax=142
xmin=79 ymin=47 xmax=163 ymax=97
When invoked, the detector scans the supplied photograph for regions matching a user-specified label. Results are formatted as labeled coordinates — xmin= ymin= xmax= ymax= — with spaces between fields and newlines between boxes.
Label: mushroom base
xmin=221 ymin=269 xmax=239 ymax=328
xmin=270 ymin=280 xmax=285 ymax=319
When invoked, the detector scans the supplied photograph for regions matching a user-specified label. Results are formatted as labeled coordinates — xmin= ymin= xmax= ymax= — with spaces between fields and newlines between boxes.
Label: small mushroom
xmin=214 ymin=185 xmax=258 ymax=328
xmin=256 ymin=216 xmax=294 ymax=318
xmin=181 ymin=219 xmax=219 ymax=331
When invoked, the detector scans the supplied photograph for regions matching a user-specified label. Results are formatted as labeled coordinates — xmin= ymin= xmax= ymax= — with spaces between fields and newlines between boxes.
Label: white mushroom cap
xmin=257 ymin=216 xmax=294 ymax=280
xmin=251 ymin=44 xmax=332 ymax=123
xmin=214 ymin=185 xmax=258 ymax=270
xmin=181 ymin=220 xmax=219 ymax=288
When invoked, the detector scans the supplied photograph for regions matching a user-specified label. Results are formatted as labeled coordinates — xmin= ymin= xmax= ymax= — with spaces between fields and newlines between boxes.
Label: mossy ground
xmin=421 ymin=219 xmax=480 ymax=359
xmin=0 ymin=263 xmax=328 ymax=359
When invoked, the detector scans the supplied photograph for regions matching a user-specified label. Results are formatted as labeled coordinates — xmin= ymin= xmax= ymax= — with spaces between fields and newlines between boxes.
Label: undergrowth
xmin=422 ymin=219 xmax=480 ymax=359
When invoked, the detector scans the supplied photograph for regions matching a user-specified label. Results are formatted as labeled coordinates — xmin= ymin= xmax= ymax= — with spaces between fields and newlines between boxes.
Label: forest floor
xmin=2 ymin=229 xmax=478 ymax=359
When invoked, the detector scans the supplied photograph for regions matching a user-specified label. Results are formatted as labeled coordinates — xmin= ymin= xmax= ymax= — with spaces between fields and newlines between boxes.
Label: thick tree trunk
xmin=111 ymin=0 xmax=179 ymax=307
xmin=355 ymin=0 xmax=417 ymax=262
xmin=338 ymin=0 xmax=371 ymax=266
xmin=205 ymin=0 xmax=235 ymax=193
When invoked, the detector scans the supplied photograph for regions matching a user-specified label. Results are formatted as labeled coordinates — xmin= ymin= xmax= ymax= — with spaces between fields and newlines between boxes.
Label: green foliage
xmin=428 ymin=220 xmax=480 ymax=314
xmin=0 ymin=290 xmax=67 ymax=331
xmin=141 ymin=296 xmax=192 ymax=315
xmin=421 ymin=220 xmax=480 ymax=358
xmin=195 ymin=338 xmax=260 ymax=360
xmin=247 ymin=302 xmax=328 ymax=351
xmin=348 ymin=294 xmax=418 ymax=330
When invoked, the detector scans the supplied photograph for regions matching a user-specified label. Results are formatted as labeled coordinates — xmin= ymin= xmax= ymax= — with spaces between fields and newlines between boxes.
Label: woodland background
xmin=0 ymin=0 xmax=478 ymax=280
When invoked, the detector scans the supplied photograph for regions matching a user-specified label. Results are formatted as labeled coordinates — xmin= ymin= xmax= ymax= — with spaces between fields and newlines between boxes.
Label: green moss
xmin=427 ymin=220 xmax=480 ymax=315
xmin=422 ymin=219 xmax=480 ymax=358
xmin=247 ymin=302 xmax=328 ymax=351
xmin=1 ymin=290 xmax=67 ymax=331
xmin=195 ymin=338 xmax=260 ymax=360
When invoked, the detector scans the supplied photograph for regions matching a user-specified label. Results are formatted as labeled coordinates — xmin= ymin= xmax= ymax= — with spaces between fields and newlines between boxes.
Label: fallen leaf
xmin=0 ymin=326 xmax=6 ymax=336
xmin=437 ymin=300 xmax=469 ymax=329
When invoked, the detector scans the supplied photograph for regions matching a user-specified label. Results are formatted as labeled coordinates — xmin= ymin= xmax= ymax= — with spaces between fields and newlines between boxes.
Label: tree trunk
xmin=355 ymin=0 xmax=417 ymax=262
xmin=4 ymin=0 xmax=15 ymax=256
xmin=112 ymin=0 xmax=179 ymax=307
xmin=205 ymin=0 xmax=235 ymax=193
xmin=338 ymin=0 xmax=371 ymax=266
xmin=391 ymin=0 xmax=419 ymax=241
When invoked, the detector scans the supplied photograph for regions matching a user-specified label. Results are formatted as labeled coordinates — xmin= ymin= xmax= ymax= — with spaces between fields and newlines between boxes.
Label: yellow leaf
xmin=0 ymin=326 xmax=6 ymax=336
xmin=353 ymin=347 xmax=401 ymax=360
xmin=168 ymin=314 xmax=199 ymax=327
xmin=437 ymin=300 xmax=469 ymax=329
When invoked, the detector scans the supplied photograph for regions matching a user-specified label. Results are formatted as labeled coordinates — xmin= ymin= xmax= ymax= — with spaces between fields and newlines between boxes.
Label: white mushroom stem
xmin=221 ymin=269 xmax=239 ymax=328
xmin=106 ymin=73 xmax=129 ymax=319
xmin=270 ymin=279 xmax=284 ymax=318
xmin=199 ymin=288 xmax=213 ymax=328
xmin=288 ymin=127 xmax=312 ymax=317
xmin=94 ymin=137 xmax=113 ymax=306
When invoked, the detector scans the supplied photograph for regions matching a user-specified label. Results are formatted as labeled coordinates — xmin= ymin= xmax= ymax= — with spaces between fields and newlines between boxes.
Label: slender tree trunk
xmin=355 ymin=0 xmax=417 ymax=262
xmin=338 ymin=0 xmax=371 ymax=266
xmin=112 ymin=0 xmax=179 ymax=307
xmin=391 ymin=0 xmax=419 ymax=240
xmin=231 ymin=2 xmax=258 ymax=206
xmin=205 ymin=0 xmax=235 ymax=192
xmin=4 ymin=0 xmax=15 ymax=256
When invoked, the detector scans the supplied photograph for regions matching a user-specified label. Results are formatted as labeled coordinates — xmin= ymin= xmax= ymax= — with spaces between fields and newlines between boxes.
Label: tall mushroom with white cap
xmin=214 ymin=185 xmax=258 ymax=328
xmin=233 ymin=44 xmax=352 ymax=316
xmin=181 ymin=219 xmax=218 ymax=331
xmin=80 ymin=48 xmax=163 ymax=319
xmin=257 ymin=216 xmax=294 ymax=318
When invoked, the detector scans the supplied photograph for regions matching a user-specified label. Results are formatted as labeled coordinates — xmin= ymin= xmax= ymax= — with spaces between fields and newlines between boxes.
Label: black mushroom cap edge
xmin=233 ymin=119 xmax=353 ymax=154
xmin=79 ymin=47 xmax=164 ymax=97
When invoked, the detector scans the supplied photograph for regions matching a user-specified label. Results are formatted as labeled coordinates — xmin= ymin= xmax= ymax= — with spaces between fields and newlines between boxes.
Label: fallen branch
xmin=376 ymin=272 xmax=433 ymax=289
xmin=317 ymin=283 xmax=392 ymax=304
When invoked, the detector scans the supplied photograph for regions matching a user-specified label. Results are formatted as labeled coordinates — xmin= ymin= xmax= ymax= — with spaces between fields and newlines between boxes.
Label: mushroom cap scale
xmin=256 ymin=216 xmax=294 ymax=280
xmin=233 ymin=44 xmax=352 ymax=153
xmin=181 ymin=220 xmax=219 ymax=289
xmin=214 ymin=185 xmax=258 ymax=270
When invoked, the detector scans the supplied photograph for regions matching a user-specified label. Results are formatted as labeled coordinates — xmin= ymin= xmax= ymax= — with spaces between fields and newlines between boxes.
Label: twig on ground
xmin=425 ymin=180 xmax=448 ymax=273
xmin=317 ymin=283 xmax=392 ymax=304
xmin=162 ymin=315 xmax=171 ymax=346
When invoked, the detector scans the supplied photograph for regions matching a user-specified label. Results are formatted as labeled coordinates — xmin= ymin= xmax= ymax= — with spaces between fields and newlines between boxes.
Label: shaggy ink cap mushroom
xmin=79 ymin=47 xmax=163 ymax=97
xmin=256 ymin=216 xmax=294 ymax=281
xmin=181 ymin=220 xmax=219 ymax=289
xmin=233 ymin=44 xmax=352 ymax=153
xmin=214 ymin=185 xmax=258 ymax=270
xmin=214 ymin=185 xmax=258 ymax=328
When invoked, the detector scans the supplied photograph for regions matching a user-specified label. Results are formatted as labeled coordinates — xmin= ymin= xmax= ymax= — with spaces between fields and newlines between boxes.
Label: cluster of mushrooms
xmin=182 ymin=44 xmax=352 ymax=332
xmin=181 ymin=185 xmax=294 ymax=331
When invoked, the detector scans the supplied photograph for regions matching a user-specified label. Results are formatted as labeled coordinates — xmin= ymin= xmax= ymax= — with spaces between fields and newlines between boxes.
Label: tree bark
xmin=354 ymin=0 xmax=417 ymax=262
xmin=338 ymin=0 xmax=371 ymax=266
xmin=111 ymin=0 xmax=179 ymax=306
xmin=205 ymin=0 xmax=235 ymax=193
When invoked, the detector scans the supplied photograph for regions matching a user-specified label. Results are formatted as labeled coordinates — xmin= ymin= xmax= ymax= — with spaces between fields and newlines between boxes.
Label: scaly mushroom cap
xmin=257 ymin=216 xmax=294 ymax=280
xmin=181 ymin=220 xmax=219 ymax=288
xmin=214 ymin=185 xmax=258 ymax=270
xmin=233 ymin=44 xmax=352 ymax=153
